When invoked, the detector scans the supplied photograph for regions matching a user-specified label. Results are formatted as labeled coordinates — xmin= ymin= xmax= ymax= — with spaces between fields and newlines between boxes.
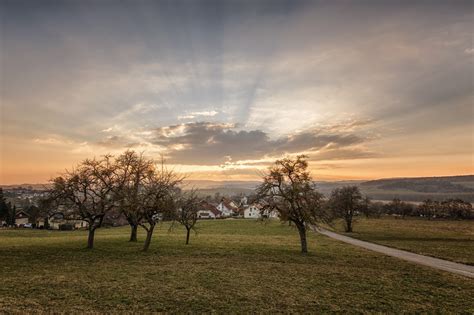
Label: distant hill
xmin=184 ymin=175 xmax=474 ymax=202
xmin=359 ymin=175 xmax=474 ymax=202
xmin=182 ymin=180 xmax=261 ymax=190
xmin=3 ymin=175 xmax=473 ymax=202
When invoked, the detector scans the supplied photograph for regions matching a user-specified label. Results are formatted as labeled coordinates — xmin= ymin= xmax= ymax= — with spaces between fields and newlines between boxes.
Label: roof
xmin=221 ymin=198 xmax=239 ymax=212
xmin=245 ymin=202 xmax=263 ymax=209
xmin=15 ymin=210 xmax=30 ymax=218
xmin=199 ymin=200 xmax=221 ymax=216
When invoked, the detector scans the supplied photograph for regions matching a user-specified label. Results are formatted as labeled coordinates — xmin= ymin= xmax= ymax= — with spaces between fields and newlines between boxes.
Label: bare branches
xmin=328 ymin=186 xmax=368 ymax=232
xmin=49 ymin=155 xmax=121 ymax=248
xmin=256 ymin=155 xmax=328 ymax=253
xmin=175 ymin=190 xmax=200 ymax=244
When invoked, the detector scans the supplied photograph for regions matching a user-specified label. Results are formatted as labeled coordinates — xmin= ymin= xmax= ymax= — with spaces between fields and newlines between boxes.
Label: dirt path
xmin=314 ymin=227 xmax=474 ymax=278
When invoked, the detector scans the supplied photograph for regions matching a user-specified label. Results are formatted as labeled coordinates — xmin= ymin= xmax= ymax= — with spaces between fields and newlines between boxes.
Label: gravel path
xmin=314 ymin=227 xmax=474 ymax=278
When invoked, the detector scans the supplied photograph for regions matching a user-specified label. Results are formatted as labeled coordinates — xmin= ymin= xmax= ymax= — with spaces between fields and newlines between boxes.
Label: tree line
xmin=364 ymin=198 xmax=473 ymax=220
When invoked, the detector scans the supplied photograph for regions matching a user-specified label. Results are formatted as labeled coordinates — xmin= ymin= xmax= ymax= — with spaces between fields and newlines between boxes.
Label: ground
xmin=0 ymin=219 xmax=473 ymax=313
xmin=332 ymin=216 xmax=474 ymax=265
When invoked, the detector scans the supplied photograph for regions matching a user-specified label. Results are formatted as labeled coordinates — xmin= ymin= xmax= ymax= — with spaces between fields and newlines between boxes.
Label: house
xmin=197 ymin=201 xmax=221 ymax=219
xmin=244 ymin=203 xmax=279 ymax=219
xmin=15 ymin=210 xmax=30 ymax=225
xmin=243 ymin=203 xmax=261 ymax=219
xmin=37 ymin=213 xmax=88 ymax=230
xmin=217 ymin=198 xmax=239 ymax=217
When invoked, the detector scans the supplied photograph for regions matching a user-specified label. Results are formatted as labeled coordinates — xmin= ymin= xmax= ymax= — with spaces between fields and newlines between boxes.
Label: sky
xmin=0 ymin=0 xmax=473 ymax=184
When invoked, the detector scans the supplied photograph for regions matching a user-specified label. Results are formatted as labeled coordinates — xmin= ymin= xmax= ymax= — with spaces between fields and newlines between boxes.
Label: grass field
xmin=0 ymin=220 xmax=473 ymax=313
xmin=332 ymin=216 xmax=474 ymax=265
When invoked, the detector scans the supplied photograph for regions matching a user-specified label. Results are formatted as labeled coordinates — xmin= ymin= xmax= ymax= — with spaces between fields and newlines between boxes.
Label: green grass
xmin=0 ymin=219 xmax=473 ymax=313
xmin=333 ymin=216 xmax=474 ymax=265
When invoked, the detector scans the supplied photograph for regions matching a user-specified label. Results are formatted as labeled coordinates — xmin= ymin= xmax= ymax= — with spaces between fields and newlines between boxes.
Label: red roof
xmin=221 ymin=198 xmax=239 ymax=212
xmin=199 ymin=201 xmax=221 ymax=216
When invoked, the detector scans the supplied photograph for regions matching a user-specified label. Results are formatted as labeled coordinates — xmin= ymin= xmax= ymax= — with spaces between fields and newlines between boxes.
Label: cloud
xmin=178 ymin=110 xmax=219 ymax=120
xmin=147 ymin=120 xmax=373 ymax=165
xmin=464 ymin=48 xmax=474 ymax=55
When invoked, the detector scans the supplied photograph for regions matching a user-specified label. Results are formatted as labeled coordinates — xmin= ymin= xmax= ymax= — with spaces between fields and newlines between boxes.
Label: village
xmin=0 ymin=187 xmax=276 ymax=230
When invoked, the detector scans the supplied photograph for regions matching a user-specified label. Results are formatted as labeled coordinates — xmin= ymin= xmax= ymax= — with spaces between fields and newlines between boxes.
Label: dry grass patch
xmin=0 ymin=219 xmax=473 ymax=313
xmin=332 ymin=216 xmax=474 ymax=265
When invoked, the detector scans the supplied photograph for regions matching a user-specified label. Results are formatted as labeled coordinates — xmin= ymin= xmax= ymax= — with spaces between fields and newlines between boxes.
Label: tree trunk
xmin=185 ymin=228 xmax=190 ymax=245
xmin=142 ymin=224 xmax=155 ymax=252
xmin=345 ymin=218 xmax=353 ymax=232
xmin=296 ymin=223 xmax=308 ymax=254
xmin=129 ymin=224 xmax=138 ymax=242
xmin=87 ymin=227 xmax=96 ymax=249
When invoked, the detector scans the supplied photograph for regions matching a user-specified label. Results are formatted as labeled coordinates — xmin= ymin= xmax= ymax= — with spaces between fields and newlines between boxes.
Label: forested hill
xmin=358 ymin=175 xmax=474 ymax=202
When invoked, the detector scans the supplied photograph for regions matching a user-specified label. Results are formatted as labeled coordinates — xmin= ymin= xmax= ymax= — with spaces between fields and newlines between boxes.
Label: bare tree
xmin=115 ymin=151 xmax=155 ymax=242
xmin=50 ymin=156 xmax=118 ymax=249
xmin=256 ymin=155 xmax=328 ymax=254
xmin=175 ymin=190 xmax=199 ymax=245
xmin=328 ymin=186 xmax=368 ymax=232
xmin=139 ymin=164 xmax=182 ymax=252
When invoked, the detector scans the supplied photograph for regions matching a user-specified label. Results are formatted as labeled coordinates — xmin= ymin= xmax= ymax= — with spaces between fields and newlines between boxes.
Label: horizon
xmin=1 ymin=0 xmax=473 ymax=184
xmin=2 ymin=173 xmax=474 ymax=187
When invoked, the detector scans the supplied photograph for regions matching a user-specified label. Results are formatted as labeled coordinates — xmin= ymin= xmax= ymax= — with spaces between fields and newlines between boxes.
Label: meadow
xmin=0 ymin=220 xmax=473 ymax=313
xmin=333 ymin=216 xmax=474 ymax=265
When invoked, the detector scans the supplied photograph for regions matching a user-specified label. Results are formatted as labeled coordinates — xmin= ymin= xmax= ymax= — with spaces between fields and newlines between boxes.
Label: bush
xmin=59 ymin=224 xmax=74 ymax=231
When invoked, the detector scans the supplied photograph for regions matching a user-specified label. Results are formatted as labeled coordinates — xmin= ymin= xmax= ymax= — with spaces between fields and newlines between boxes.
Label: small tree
xmin=6 ymin=204 xmax=16 ymax=226
xmin=417 ymin=199 xmax=438 ymax=219
xmin=50 ymin=155 xmax=118 ymax=249
xmin=0 ymin=188 xmax=9 ymax=225
xmin=256 ymin=155 xmax=328 ymax=254
xmin=359 ymin=196 xmax=373 ymax=218
xmin=37 ymin=196 xmax=55 ymax=229
xmin=440 ymin=199 xmax=473 ymax=219
xmin=25 ymin=205 xmax=40 ymax=227
xmin=176 ymin=191 xmax=199 ymax=245
xmin=139 ymin=166 xmax=182 ymax=252
xmin=329 ymin=186 xmax=368 ymax=233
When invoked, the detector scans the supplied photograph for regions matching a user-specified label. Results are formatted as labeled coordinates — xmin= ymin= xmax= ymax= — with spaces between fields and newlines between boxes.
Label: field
xmin=333 ymin=216 xmax=474 ymax=265
xmin=1 ymin=220 xmax=473 ymax=313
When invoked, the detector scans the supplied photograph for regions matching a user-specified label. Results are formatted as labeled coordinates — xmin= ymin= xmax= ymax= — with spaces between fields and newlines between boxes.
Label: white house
xmin=47 ymin=219 xmax=88 ymax=230
xmin=197 ymin=201 xmax=221 ymax=219
xmin=244 ymin=204 xmax=279 ymax=219
xmin=243 ymin=204 xmax=261 ymax=219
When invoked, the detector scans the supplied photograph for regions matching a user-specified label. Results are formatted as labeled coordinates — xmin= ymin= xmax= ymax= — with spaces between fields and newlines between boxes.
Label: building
xmin=37 ymin=214 xmax=88 ymax=230
xmin=217 ymin=198 xmax=239 ymax=217
xmin=244 ymin=203 xmax=279 ymax=219
xmin=14 ymin=210 xmax=30 ymax=225
xmin=243 ymin=204 xmax=261 ymax=219
xmin=197 ymin=201 xmax=221 ymax=219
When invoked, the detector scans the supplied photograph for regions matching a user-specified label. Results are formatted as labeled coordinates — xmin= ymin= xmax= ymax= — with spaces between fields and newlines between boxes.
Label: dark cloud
xmin=148 ymin=121 xmax=371 ymax=165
